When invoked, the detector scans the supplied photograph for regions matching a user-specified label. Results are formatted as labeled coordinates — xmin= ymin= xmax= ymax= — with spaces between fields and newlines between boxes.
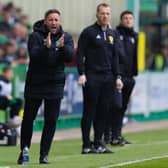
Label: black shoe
xmin=17 ymin=147 xmax=29 ymax=165
xmin=121 ymin=136 xmax=132 ymax=144
xmin=111 ymin=137 xmax=125 ymax=146
xmin=39 ymin=155 xmax=50 ymax=164
xmin=95 ymin=142 xmax=113 ymax=154
xmin=81 ymin=147 xmax=97 ymax=154
xmin=81 ymin=141 xmax=97 ymax=154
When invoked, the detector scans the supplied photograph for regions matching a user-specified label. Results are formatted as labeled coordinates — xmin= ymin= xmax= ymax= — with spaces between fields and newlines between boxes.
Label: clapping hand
xmin=58 ymin=34 xmax=64 ymax=48
xmin=46 ymin=32 xmax=52 ymax=48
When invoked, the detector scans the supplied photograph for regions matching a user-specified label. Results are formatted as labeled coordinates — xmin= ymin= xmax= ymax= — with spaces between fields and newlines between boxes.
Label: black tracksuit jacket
xmin=25 ymin=20 xmax=74 ymax=99
xmin=116 ymin=25 xmax=138 ymax=77
xmin=77 ymin=23 xmax=120 ymax=76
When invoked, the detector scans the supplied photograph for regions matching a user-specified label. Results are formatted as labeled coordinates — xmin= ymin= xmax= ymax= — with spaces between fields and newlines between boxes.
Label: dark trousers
xmin=0 ymin=97 xmax=22 ymax=118
xmin=81 ymin=73 xmax=115 ymax=147
xmin=20 ymin=97 xmax=61 ymax=157
xmin=111 ymin=77 xmax=135 ymax=138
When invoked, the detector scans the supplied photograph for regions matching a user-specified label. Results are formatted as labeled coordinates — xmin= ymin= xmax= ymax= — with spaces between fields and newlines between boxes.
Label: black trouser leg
xmin=104 ymin=124 xmax=111 ymax=142
xmin=40 ymin=98 xmax=61 ymax=157
xmin=104 ymin=88 xmax=120 ymax=141
xmin=111 ymin=108 xmax=121 ymax=138
xmin=94 ymin=75 xmax=114 ymax=145
xmin=94 ymin=97 xmax=110 ymax=145
xmin=81 ymin=81 xmax=100 ymax=148
xmin=81 ymin=75 xmax=100 ymax=147
xmin=20 ymin=97 xmax=42 ymax=150
xmin=10 ymin=98 xmax=22 ymax=118
xmin=112 ymin=77 xmax=135 ymax=138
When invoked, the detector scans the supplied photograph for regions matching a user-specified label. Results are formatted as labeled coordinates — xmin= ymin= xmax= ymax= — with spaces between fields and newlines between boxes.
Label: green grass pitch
xmin=0 ymin=129 xmax=168 ymax=168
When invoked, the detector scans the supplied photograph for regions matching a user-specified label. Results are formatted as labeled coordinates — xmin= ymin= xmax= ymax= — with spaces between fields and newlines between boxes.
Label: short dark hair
xmin=96 ymin=3 xmax=110 ymax=13
xmin=44 ymin=9 xmax=61 ymax=19
xmin=120 ymin=10 xmax=133 ymax=20
xmin=2 ymin=66 xmax=12 ymax=73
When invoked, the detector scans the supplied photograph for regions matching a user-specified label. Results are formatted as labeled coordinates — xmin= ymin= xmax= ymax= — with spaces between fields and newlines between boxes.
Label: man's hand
xmin=116 ymin=78 xmax=123 ymax=91
xmin=46 ymin=32 xmax=52 ymax=48
xmin=58 ymin=34 xmax=64 ymax=48
xmin=78 ymin=74 xmax=87 ymax=86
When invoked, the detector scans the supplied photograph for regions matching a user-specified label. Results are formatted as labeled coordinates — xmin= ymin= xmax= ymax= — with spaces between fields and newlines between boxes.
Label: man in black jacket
xmin=17 ymin=9 xmax=74 ymax=164
xmin=77 ymin=3 xmax=123 ymax=154
xmin=106 ymin=10 xmax=138 ymax=146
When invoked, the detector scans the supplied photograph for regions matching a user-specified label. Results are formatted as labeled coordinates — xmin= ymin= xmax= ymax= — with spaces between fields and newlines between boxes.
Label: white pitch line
xmin=100 ymin=154 xmax=168 ymax=168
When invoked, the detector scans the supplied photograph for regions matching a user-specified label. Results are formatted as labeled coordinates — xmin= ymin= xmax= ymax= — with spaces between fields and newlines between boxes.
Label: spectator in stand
xmin=19 ymin=14 xmax=32 ymax=33
xmin=0 ymin=9 xmax=12 ymax=34
xmin=12 ymin=23 xmax=28 ymax=45
xmin=0 ymin=44 xmax=9 ymax=64
xmin=2 ymin=2 xmax=17 ymax=26
xmin=0 ymin=66 xmax=22 ymax=127
xmin=13 ymin=44 xmax=29 ymax=65
xmin=5 ymin=41 xmax=17 ymax=64
xmin=149 ymin=45 xmax=168 ymax=71
xmin=0 ymin=2 xmax=30 ymax=66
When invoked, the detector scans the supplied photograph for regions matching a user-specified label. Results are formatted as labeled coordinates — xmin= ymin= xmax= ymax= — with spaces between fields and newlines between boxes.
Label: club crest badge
xmin=108 ymin=35 xmax=114 ymax=44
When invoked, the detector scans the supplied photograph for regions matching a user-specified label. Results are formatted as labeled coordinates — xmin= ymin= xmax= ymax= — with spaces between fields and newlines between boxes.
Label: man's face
xmin=96 ymin=6 xmax=111 ymax=26
xmin=121 ymin=14 xmax=134 ymax=28
xmin=44 ymin=13 xmax=61 ymax=34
